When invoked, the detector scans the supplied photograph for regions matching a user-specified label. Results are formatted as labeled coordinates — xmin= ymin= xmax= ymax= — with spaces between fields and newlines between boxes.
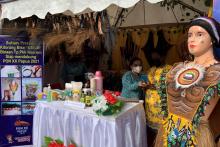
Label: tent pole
xmin=114 ymin=8 xmax=125 ymax=27
xmin=0 ymin=4 xmax=2 ymax=34
xmin=118 ymin=22 xmax=188 ymax=30
xmin=174 ymin=0 xmax=206 ymax=16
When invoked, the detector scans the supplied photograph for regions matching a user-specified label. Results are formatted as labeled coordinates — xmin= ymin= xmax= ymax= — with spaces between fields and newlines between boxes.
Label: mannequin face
xmin=131 ymin=60 xmax=142 ymax=74
xmin=187 ymin=26 xmax=213 ymax=57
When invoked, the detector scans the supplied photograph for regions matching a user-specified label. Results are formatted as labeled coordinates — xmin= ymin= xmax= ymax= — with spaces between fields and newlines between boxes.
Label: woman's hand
xmin=139 ymin=81 xmax=156 ymax=90
xmin=146 ymin=84 xmax=156 ymax=90
xmin=138 ymin=81 xmax=147 ymax=87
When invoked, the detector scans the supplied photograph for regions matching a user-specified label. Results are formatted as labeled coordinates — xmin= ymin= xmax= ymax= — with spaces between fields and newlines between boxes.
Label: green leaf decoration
xmin=158 ymin=69 xmax=169 ymax=118
xmin=70 ymin=139 xmax=77 ymax=146
xmin=55 ymin=138 xmax=64 ymax=144
xmin=44 ymin=136 xmax=53 ymax=146
xmin=114 ymin=101 xmax=121 ymax=107
xmin=192 ymin=85 xmax=216 ymax=128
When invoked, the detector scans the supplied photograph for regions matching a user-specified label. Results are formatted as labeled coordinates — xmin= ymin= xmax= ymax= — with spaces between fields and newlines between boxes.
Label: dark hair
xmin=188 ymin=17 xmax=220 ymax=61
xmin=129 ymin=57 xmax=142 ymax=68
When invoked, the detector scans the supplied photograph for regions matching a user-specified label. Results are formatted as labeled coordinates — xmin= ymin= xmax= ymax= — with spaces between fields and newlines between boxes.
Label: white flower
xmin=92 ymin=95 xmax=108 ymax=111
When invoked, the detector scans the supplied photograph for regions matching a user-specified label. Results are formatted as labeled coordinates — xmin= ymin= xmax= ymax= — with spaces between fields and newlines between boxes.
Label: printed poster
xmin=0 ymin=36 xmax=43 ymax=146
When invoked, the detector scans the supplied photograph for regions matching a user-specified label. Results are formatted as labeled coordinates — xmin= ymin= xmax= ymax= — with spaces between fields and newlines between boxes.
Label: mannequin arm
xmin=202 ymin=92 xmax=219 ymax=121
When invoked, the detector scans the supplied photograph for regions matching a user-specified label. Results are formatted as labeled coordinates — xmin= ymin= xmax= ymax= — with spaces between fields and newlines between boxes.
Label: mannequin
xmin=155 ymin=17 xmax=220 ymax=147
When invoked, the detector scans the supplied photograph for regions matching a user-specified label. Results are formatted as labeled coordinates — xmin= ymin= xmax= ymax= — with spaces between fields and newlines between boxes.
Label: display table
xmin=33 ymin=101 xmax=147 ymax=147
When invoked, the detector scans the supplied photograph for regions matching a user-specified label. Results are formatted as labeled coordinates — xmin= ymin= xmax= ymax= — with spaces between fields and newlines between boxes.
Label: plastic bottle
xmin=47 ymin=84 xmax=52 ymax=101
xmin=48 ymin=84 xmax=51 ymax=90
xmin=95 ymin=71 xmax=103 ymax=95
xmin=90 ymin=77 xmax=96 ymax=94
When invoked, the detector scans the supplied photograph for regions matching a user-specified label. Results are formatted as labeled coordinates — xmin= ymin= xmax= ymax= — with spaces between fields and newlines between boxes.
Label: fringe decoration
xmin=158 ymin=67 xmax=170 ymax=118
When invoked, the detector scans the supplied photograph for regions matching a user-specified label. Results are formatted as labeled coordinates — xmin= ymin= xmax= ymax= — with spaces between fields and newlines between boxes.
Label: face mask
xmin=132 ymin=66 xmax=142 ymax=73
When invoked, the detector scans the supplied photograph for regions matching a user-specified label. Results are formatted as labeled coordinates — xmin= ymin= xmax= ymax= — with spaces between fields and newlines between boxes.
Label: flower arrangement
xmin=44 ymin=136 xmax=77 ymax=147
xmin=92 ymin=90 xmax=124 ymax=116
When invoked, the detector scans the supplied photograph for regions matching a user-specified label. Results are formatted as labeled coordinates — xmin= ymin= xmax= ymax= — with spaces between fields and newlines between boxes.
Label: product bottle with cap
xmin=90 ymin=77 xmax=96 ymax=95
xmin=95 ymin=71 xmax=103 ymax=95
xmin=47 ymin=84 xmax=52 ymax=102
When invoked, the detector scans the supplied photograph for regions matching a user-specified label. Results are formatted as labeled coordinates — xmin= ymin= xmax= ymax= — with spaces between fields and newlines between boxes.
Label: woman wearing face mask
xmin=154 ymin=17 xmax=220 ymax=147
xmin=121 ymin=57 xmax=148 ymax=99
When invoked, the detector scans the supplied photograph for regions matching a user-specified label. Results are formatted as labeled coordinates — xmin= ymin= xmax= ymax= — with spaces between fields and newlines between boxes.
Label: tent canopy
xmin=1 ymin=0 xmax=209 ymax=27
xmin=1 ymin=0 xmax=163 ymax=20
xmin=113 ymin=0 xmax=209 ymax=27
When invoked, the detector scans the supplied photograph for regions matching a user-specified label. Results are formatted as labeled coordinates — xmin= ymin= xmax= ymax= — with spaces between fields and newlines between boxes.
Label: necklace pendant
xmin=181 ymin=89 xmax=186 ymax=97
xmin=175 ymin=63 xmax=205 ymax=89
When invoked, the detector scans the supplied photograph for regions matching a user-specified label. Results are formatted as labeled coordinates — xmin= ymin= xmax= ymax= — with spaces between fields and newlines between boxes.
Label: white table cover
xmin=33 ymin=101 xmax=147 ymax=147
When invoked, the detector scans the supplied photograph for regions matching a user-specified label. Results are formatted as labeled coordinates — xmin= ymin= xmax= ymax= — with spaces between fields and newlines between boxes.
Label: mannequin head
xmin=187 ymin=17 xmax=220 ymax=60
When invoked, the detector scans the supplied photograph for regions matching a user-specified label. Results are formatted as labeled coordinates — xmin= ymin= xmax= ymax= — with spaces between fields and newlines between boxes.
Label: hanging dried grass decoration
xmin=44 ymin=29 xmax=100 ymax=55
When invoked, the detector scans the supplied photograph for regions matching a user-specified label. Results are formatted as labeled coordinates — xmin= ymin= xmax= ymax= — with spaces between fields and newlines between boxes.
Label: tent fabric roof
xmin=1 ymin=0 xmax=163 ymax=20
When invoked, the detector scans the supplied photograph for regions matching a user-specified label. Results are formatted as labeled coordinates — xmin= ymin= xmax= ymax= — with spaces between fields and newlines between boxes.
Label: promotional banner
xmin=213 ymin=0 xmax=220 ymax=22
xmin=0 ymin=36 xmax=43 ymax=146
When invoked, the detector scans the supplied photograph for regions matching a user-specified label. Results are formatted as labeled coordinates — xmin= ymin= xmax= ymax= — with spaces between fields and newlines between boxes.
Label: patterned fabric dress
xmin=145 ymin=65 xmax=172 ymax=129
xmin=155 ymin=62 xmax=220 ymax=147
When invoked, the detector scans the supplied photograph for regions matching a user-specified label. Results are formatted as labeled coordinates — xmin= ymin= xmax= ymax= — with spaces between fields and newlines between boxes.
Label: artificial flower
xmin=92 ymin=96 xmax=108 ymax=111
xmin=48 ymin=141 xmax=64 ymax=147
xmin=114 ymin=91 xmax=121 ymax=96
xmin=44 ymin=136 xmax=77 ymax=147
xmin=104 ymin=92 xmax=117 ymax=104
xmin=92 ymin=91 xmax=124 ymax=116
